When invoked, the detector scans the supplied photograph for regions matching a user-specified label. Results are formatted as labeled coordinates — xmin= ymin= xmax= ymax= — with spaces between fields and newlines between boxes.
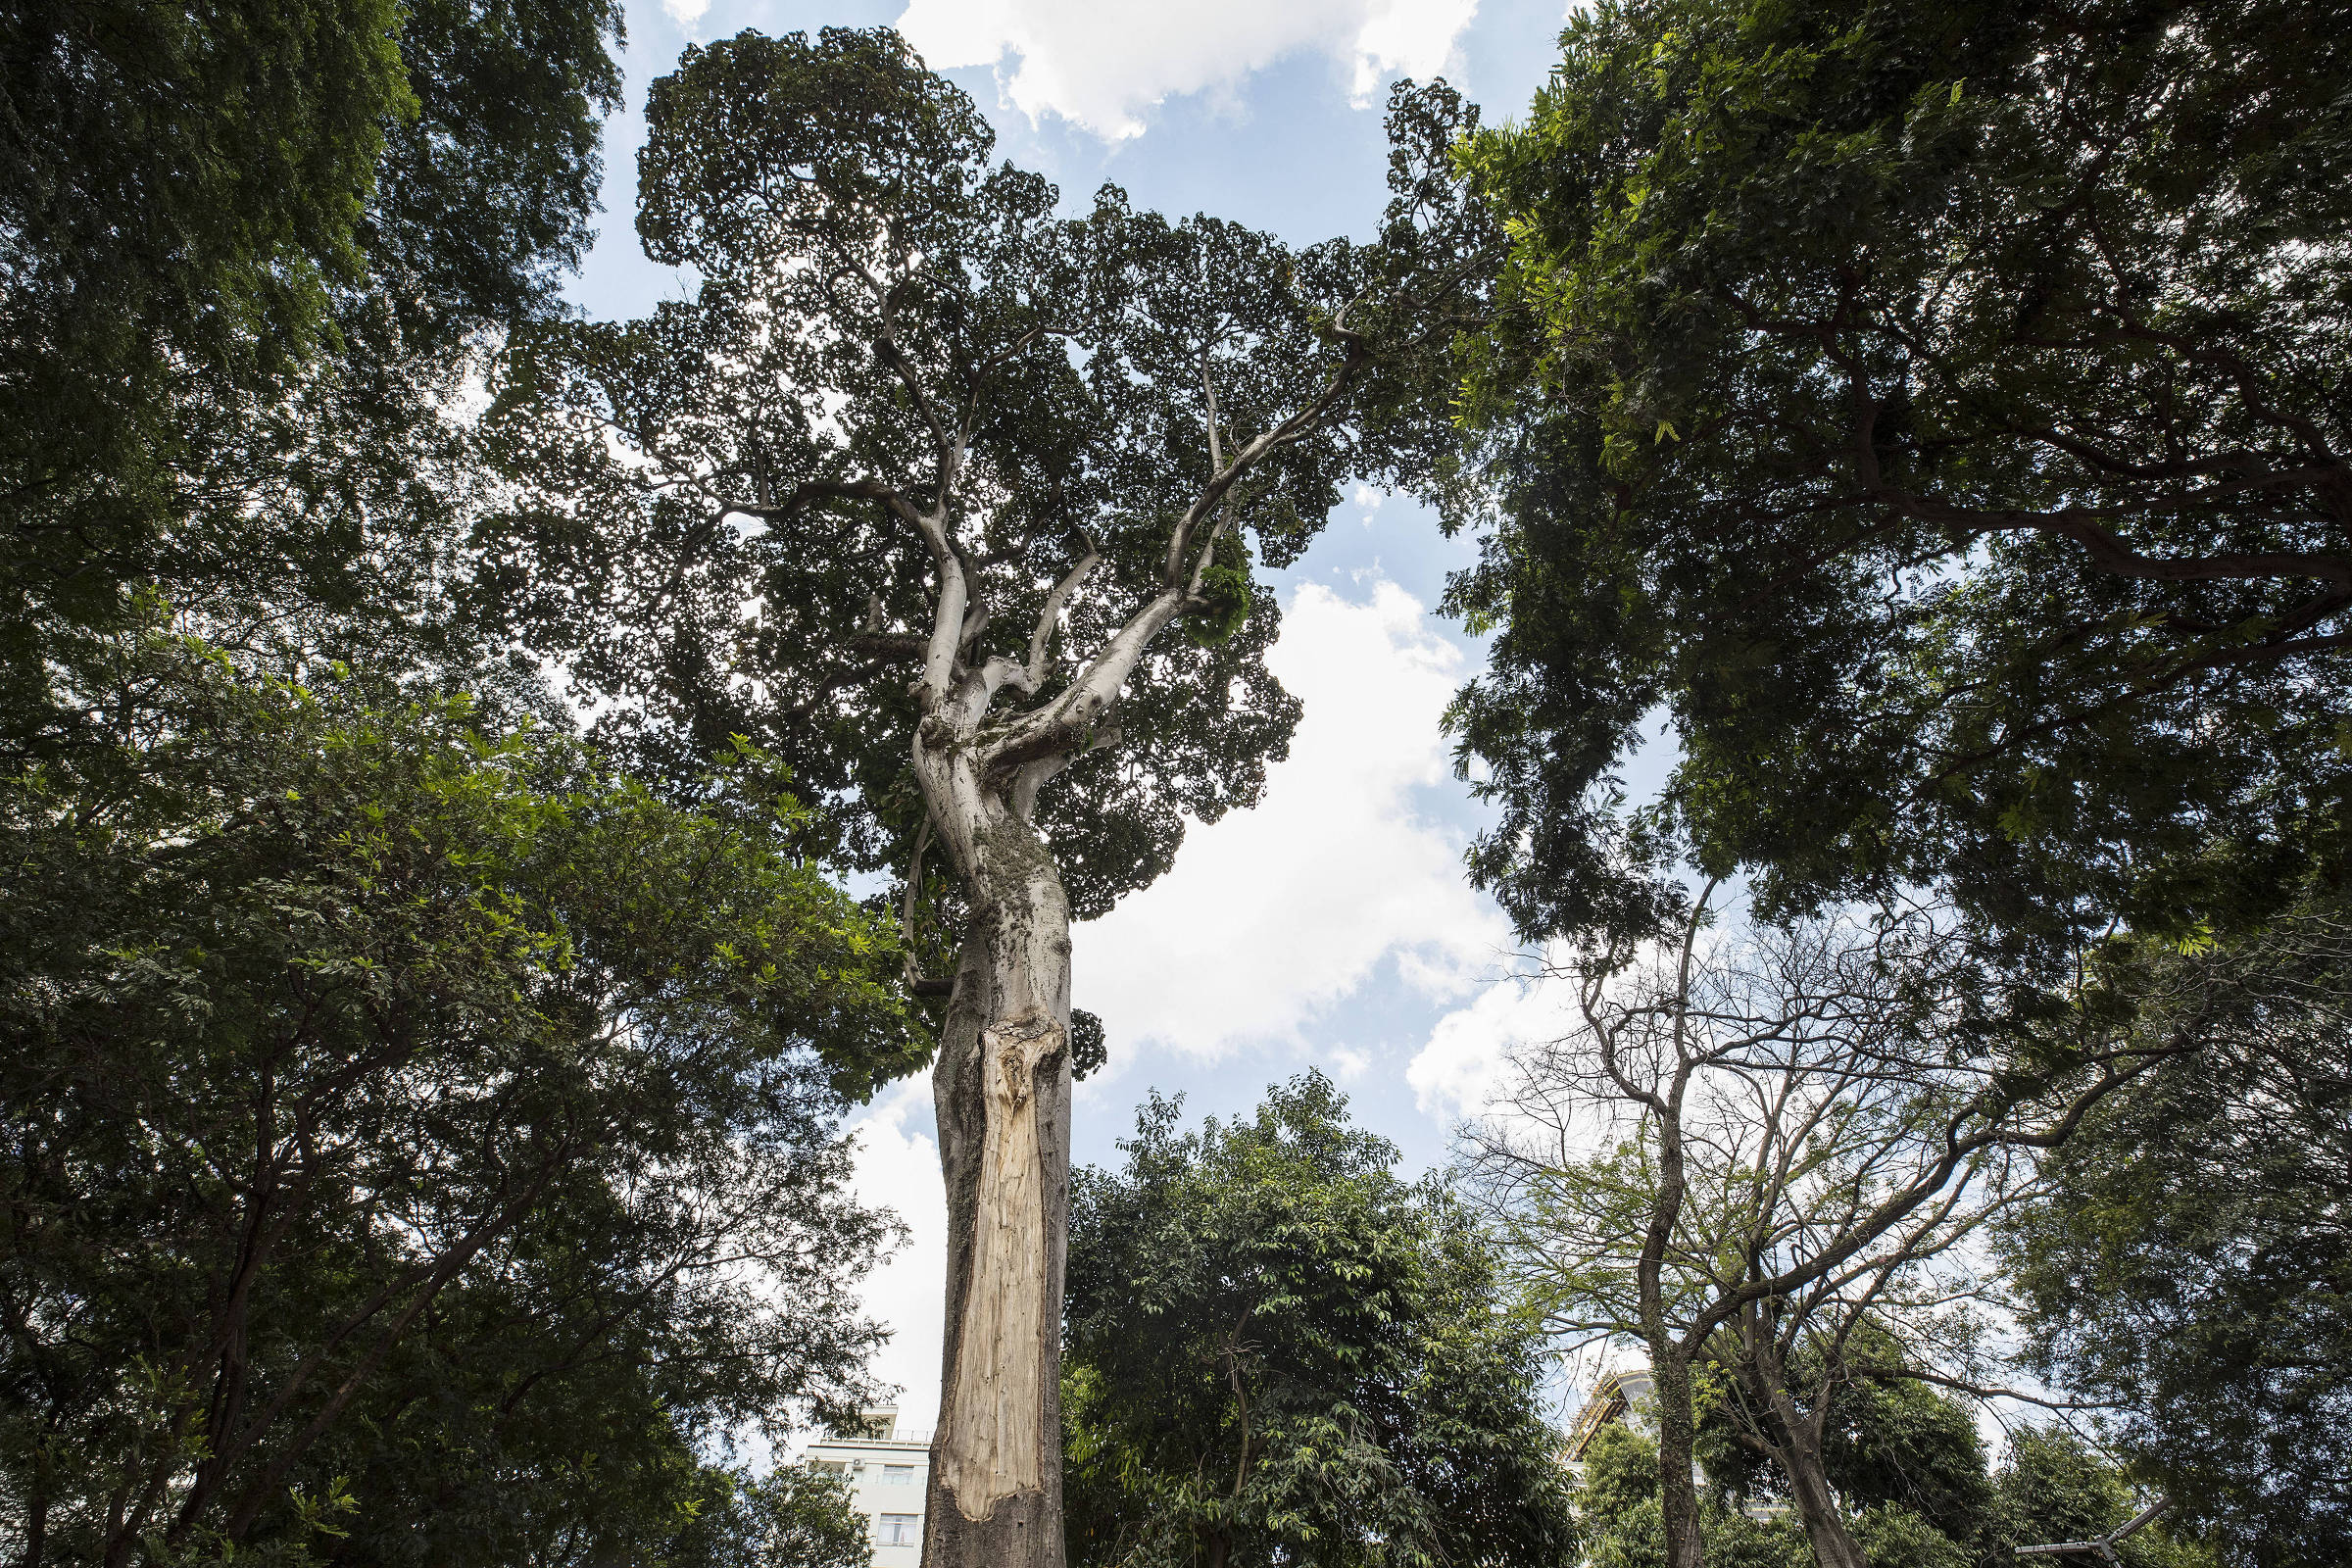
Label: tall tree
xmin=1442 ymin=0 xmax=2352 ymax=956
xmin=0 ymin=642 xmax=920 ymax=1566
xmin=477 ymin=30 xmax=1484 ymax=1564
xmin=1060 ymin=1074 xmax=1578 ymax=1568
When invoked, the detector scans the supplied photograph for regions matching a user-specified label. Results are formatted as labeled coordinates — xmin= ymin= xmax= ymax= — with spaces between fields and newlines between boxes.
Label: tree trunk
xmin=1646 ymin=1347 xmax=1707 ymax=1568
xmin=1759 ymin=1365 xmax=1868 ymax=1568
xmin=1778 ymin=1452 xmax=1867 ymax=1568
xmin=922 ymin=787 xmax=1074 ymax=1568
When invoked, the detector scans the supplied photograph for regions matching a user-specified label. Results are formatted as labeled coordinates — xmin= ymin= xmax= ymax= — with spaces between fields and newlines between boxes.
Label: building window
xmin=882 ymin=1464 xmax=915 ymax=1485
xmin=878 ymin=1513 xmax=919 ymax=1546
xmin=809 ymin=1459 xmax=846 ymax=1475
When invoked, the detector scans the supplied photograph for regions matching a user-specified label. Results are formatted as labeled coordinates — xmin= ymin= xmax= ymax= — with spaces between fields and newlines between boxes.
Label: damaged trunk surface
xmin=922 ymin=769 xmax=1075 ymax=1568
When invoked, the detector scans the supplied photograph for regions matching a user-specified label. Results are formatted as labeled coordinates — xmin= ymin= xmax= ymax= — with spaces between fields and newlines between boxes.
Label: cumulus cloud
xmin=1074 ymin=579 xmax=1514 ymax=1060
xmin=894 ymin=0 xmax=1479 ymax=139
xmin=661 ymin=0 xmax=710 ymax=29
xmin=1404 ymin=952 xmax=1578 ymax=1120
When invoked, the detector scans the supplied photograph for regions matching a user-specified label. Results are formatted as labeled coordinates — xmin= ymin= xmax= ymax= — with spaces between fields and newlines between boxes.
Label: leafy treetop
xmin=1446 ymin=0 xmax=2352 ymax=952
xmin=478 ymin=26 xmax=1483 ymax=923
xmin=1061 ymin=1074 xmax=1579 ymax=1568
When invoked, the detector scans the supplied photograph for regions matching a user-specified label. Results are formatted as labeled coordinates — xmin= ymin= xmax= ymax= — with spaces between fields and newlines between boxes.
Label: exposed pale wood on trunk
xmin=939 ymin=1012 xmax=1062 ymax=1516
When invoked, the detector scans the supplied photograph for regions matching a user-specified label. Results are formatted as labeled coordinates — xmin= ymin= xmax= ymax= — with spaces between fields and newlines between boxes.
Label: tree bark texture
xmin=1645 ymin=1347 xmax=1708 ymax=1568
xmin=1774 ymin=1423 xmax=1867 ymax=1568
xmin=921 ymin=770 xmax=1074 ymax=1568
xmin=1748 ymin=1343 xmax=1869 ymax=1568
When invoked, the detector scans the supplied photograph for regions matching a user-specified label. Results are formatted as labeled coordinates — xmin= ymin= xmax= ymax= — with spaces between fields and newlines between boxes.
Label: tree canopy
xmin=475 ymin=37 xmax=1488 ymax=1558
xmin=1444 ymin=0 xmax=2352 ymax=953
xmin=2003 ymin=902 xmax=2352 ymax=1563
xmin=2 ymin=0 xmax=625 ymax=753
xmin=0 ymin=641 xmax=918 ymax=1564
xmin=1061 ymin=1075 xmax=1578 ymax=1568
xmin=477 ymin=25 xmax=1476 ymax=919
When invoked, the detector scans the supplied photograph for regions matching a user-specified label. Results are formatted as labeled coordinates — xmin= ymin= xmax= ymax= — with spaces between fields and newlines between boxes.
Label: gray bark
xmin=1738 ymin=1328 xmax=1869 ymax=1568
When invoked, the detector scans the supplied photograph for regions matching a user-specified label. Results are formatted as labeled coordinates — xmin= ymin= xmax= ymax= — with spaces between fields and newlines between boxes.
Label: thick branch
xmin=1026 ymin=548 xmax=1101 ymax=690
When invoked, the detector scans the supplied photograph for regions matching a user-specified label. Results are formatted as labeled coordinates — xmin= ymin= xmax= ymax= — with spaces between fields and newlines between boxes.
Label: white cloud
xmin=661 ymin=0 xmax=710 ymax=28
xmin=1405 ymin=957 xmax=1560 ymax=1119
xmin=842 ymin=1082 xmax=948 ymax=1436
xmin=895 ymin=0 xmax=1479 ymax=139
xmin=1074 ymin=579 xmax=1513 ymax=1060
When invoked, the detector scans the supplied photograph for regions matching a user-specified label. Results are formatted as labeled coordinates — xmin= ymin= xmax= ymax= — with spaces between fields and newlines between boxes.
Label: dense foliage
xmin=1 ymin=0 xmax=625 ymax=753
xmin=680 ymin=1463 xmax=876 ymax=1568
xmin=2005 ymin=905 xmax=2352 ymax=1563
xmin=1060 ymin=1075 xmax=1578 ymax=1568
xmin=0 ymin=643 xmax=920 ymax=1564
xmin=1578 ymin=1422 xmax=1813 ymax=1568
xmin=475 ymin=25 xmax=1479 ymax=924
xmin=1445 ymin=0 xmax=2352 ymax=955
xmin=1698 ymin=1340 xmax=1994 ymax=1555
xmin=1588 ymin=1411 xmax=2203 ymax=1568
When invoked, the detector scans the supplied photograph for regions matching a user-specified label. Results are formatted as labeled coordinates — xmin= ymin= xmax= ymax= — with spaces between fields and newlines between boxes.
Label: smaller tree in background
xmin=1991 ymin=1430 xmax=2212 ymax=1568
xmin=1060 ymin=1073 xmax=1577 ymax=1568
xmin=1574 ymin=1420 xmax=1813 ymax=1568
xmin=1587 ymin=1394 xmax=2208 ymax=1568
xmin=679 ymin=1463 xmax=876 ymax=1568
xmin=1696 ymin=1330 xmax=1996 ymax=1563
xmin=1467 ymin=887 xmax=2169 ymax=1568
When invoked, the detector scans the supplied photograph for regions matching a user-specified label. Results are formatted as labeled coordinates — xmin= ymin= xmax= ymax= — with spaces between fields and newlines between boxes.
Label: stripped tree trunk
xmin=903 ymin=571 xmax=1186 ymax=1568
xmin=920 ymin=782 xmax=1077 ymax=1568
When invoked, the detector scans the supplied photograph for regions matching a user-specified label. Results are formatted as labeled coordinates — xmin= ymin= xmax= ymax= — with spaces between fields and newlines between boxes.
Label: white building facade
xmin=805 ymin=1411 xmax=931 ymax=1567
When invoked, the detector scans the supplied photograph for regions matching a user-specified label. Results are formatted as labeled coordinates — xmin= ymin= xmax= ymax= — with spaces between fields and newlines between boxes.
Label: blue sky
xmin=563 ymin=0 xmax=1613 ymax=1428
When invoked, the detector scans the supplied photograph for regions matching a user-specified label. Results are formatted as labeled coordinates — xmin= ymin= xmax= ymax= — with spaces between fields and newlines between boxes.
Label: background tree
xmin=2 ymin=0 xmax=627 ymax=746
xmin=677 ymin=1463 xmax=876 ymax=1568
xmin=477 ymin=29 xmax=1485 ymax=1563
xmin=1571 ymin=1421 xmax=1812 ymax=1568
xmin=1697 ymin=1333 xmax=1996 ymax=1562
xmin=2002 ymin=902 xmax=2352 ymax=1565
xmin=1990 ymin=1430 xmax=2210 ymax=1568
xmin=1443 ymin=0 xmax=2352 ymax=958
xmin=1468 ymin=892 xmax=2162 ymax=1568
xmin=1059 ymin=1074 xmax=1577 ymax=1568
xmin=1585 ymin=1394 xmax=2204 ymax=1568
xmin=0 ymin=643 xmax=920 ymax=1567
